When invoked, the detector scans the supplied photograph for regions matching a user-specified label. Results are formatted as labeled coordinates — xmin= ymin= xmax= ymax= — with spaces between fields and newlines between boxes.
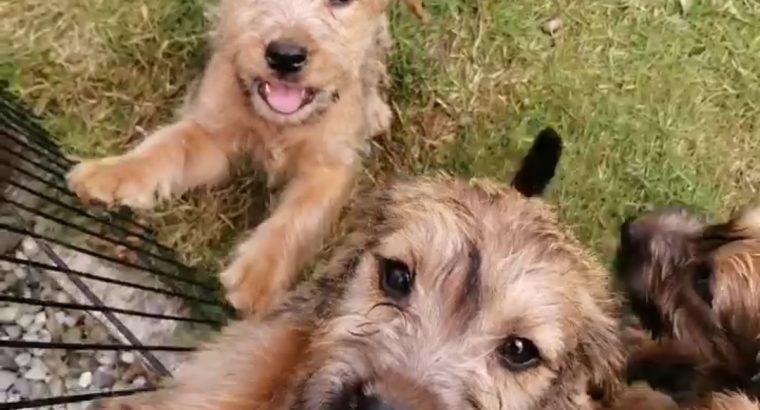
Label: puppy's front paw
xmin=219 ymin=236 xmax=293 ymax=316
xmin=68 ymin=157 xmax=173 ymax=209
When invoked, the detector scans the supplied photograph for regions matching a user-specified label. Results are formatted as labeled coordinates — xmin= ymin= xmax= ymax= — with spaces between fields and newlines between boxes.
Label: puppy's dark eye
xmin=379 ymin=257 xmax=414 ymax=299
xmin=328 ymin=0 xmax=354 ymax=7
xmin=500 ymin=336 xmax=541 ymax=371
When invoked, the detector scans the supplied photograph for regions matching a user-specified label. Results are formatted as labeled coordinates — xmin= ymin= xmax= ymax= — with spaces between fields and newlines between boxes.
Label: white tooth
xmin=264 ymin=82 xmax=271 ymax=94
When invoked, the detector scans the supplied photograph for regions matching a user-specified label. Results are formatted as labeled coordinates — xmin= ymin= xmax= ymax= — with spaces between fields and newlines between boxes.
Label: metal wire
xmin=0 ymin=340 xmax=195 ymax=352
xmin=0 ymin=223 xmax=218 ymax=292
xmin=0 ymin=295 xmax=222 ymax=326
xmin=0 ymin=86 xmax=231 ymax=407
xmin=0 ymin=255 xmax=224 ymax=307
xmin=0 ymin=387 xmax=156 ymax=410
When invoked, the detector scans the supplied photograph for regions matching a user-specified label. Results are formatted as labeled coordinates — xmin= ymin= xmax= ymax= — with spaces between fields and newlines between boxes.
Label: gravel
xmin=1 ymin=240 xmax=164 ymax=410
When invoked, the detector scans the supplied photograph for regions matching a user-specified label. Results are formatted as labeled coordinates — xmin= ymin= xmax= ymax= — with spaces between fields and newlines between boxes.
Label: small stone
xmin=96 ymin=351 xmax=117 ymax=367
xmin=0 ymin=306 xmax=19 ymax=323
xmin=4 ymin=325 xmax=21 ymax=339
xmin=0 ymin=351 xmax=17 ymax=371
xmin=0 ymin=231 xmax=23 ymax=254
xmin=119 ymin=352 xmax=135 ymax=364
xmin=92 ymin=369 xmax=116 ymax=389
xmin=131 ymin=376 xmax=147 ymax=387
xmin=20 ymin=303 xmax=42 ymax=315
xmin=37 ymin=329 xmax=52 ymax=342
xmin=45 ymin=314 xmax=62 ymax=335
xmin=13 ymin=266 xmax=27 ymax=279
xmin=33 ymin=311 xmax=46 ymax=326
xmin=541 ymin=16 xmax=563 ymax=35
xmin=0 ymin=274 xmax=18 ymax=293
xmin=55 ymin=291 xmax=71 ymax=304
xmin=30 ymin=381 xmax=49 ymax=398
xmin=86 ymin=326 xmax=110 ymax=344
xmin=112 ymin=381 xmax=130 ymax=391
xmin=12 ymin=378 xmax=32 ymax=398
xmin=0 ymin=369 xmax=17 ymax=390
xmin=78 ymin=371 xmax=93 ymax=388
xmin=49 ymin=377 xmax=65 ymax=396
xmin=30 ymin=348 xmax=46 ymax=357
xmin=14 ymin=352 xmax=32 ymax=368
xmin=23 ymin=358 xmax=47 ymax=381
xmin=65 ymin=377 xmax=80 ymax=390
xmin=77 ymin=355 xmax=100 ymax=370
xmin=16 ymin=313 xmax=34 ymax=329
xmin=22 ymin=333 xmax=39 ymax=342
xmin=43 ymin=353 xmax=67 ymax=378
xmin=54 ymin=311 xmax=77 ymax=327
xmin=6 ymin=390 xmax=21 ymax=402
xmin=62 ymin=328 xmax=82 ymax=344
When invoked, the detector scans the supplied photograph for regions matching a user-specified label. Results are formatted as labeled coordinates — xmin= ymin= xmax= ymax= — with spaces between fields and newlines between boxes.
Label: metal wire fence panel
xmin=1 ymin=87 xmax=232 ymax=409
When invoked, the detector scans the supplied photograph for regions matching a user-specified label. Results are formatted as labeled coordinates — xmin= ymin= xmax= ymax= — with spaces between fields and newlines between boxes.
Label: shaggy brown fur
xmin=66 ymin=0 xmax=425 ymax=316
xmin=90 ymin=162 xmax=629 ymax=410
xmin=615 ymin=206 xmax=760 ymax=403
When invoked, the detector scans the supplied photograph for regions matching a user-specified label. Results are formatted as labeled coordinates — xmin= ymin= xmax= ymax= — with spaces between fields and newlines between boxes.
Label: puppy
xmin=92 ymin=129 xmax=634 ymax=410
xmin=67 ymin=0 xmax=426 ymax=316
xmin=615 ymin=206 xmax=760 ymax=402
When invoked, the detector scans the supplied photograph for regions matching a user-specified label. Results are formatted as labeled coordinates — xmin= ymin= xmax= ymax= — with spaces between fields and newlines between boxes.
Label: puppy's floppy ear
xmin=511 ymin=127 xmax=563 ymax=197
xmin=401 ymin=0 xmax=430 ymax=21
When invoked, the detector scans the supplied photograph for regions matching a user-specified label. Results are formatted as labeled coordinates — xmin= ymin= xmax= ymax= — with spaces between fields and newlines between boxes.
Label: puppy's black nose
xmin=265 ymin=41 xmax=308 ymax=74
xmin=357 ymin=393 xmax=396 ymax=410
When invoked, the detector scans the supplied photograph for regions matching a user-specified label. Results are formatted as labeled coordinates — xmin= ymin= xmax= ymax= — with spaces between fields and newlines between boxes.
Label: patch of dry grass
xmin=3 ymin=0 xmax=759 ymax=276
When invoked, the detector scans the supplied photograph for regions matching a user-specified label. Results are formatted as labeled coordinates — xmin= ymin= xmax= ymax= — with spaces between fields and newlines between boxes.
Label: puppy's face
xmin=217 ymin=0 xmax=392 ymax=125
xmin=616 ymin=207 xmax=760 ymax=379
xmin=296 ymin=178 xmax=621 ymax=410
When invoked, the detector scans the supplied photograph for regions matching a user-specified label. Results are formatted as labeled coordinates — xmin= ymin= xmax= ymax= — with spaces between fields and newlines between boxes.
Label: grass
xmin=3 ymin=0 xmax=759 ymax=274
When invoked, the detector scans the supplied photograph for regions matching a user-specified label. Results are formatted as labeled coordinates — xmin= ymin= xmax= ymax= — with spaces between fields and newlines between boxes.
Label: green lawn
xmin=4 ymin=0 xmax=759 ymax=274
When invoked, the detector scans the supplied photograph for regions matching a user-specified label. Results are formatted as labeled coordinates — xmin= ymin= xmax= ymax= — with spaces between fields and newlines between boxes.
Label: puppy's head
xmin=616 ymin=206 xmax=760 ymax=383
xmin=294 ymin=174 xmax=622 ymax=410
xmin=216 ymin=0 xmax=423 ymax=125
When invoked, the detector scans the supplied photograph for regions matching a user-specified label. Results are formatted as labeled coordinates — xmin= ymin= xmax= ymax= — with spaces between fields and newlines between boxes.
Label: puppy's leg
xmin=220 ymin=163 xmax=356 ymax=315
xmin=68 ymin=55 xmax=241 ymax=209
xmin=92 ymin=311 xmax=311 ymax=410
xmin=68 ymin=121 xmax=234 ymax=209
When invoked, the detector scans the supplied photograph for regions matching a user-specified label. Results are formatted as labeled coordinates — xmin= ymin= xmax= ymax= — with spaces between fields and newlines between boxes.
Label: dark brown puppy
xmin=615 ymin=206 xmax=760 ymax=402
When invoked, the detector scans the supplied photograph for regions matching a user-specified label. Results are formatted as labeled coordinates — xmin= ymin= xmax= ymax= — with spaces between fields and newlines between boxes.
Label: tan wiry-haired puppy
xmin=92 ymin=130 xmax=628 ymax=410
xmin=615 ymin=207 xmax=760 ymax=402
xmin=67 ymin=0 xmax=425 ymax=315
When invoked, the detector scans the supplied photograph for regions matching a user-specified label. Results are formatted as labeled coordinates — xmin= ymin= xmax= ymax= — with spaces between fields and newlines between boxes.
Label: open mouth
xmin=256 ymin=79 xmax=317 ymax=115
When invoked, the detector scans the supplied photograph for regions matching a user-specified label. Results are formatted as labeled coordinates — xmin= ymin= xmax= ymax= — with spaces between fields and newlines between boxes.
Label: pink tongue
xmin=264 ymin=82 xmax=304 ymax=114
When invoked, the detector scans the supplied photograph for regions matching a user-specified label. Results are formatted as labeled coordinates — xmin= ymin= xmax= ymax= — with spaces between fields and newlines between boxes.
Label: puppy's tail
xmin=511 ymin=127 xmax=563 ymax=197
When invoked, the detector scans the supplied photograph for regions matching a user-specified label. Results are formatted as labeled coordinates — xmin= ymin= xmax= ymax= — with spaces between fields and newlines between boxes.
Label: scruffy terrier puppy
xmin=614 ymin=206 xmax=760 ymax=405
xmin=93 ymin=129 xmax=638 ymax=410
xmin=67 ymin=0 xmax=425 ymax=315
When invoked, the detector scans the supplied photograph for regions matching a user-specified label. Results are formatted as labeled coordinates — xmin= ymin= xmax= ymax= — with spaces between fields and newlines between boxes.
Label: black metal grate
xmin=0 ymin=87 xmax=232 ymax=410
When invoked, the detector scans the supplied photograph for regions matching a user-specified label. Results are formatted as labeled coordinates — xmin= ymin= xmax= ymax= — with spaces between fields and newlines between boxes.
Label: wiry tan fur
xmin=91 ymin=175 xmax=624 ymax=410
xmin=66 ymin=0 xmax=425 ymax=316
xmin=615 ymin=206 xmax=760 ymax=406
